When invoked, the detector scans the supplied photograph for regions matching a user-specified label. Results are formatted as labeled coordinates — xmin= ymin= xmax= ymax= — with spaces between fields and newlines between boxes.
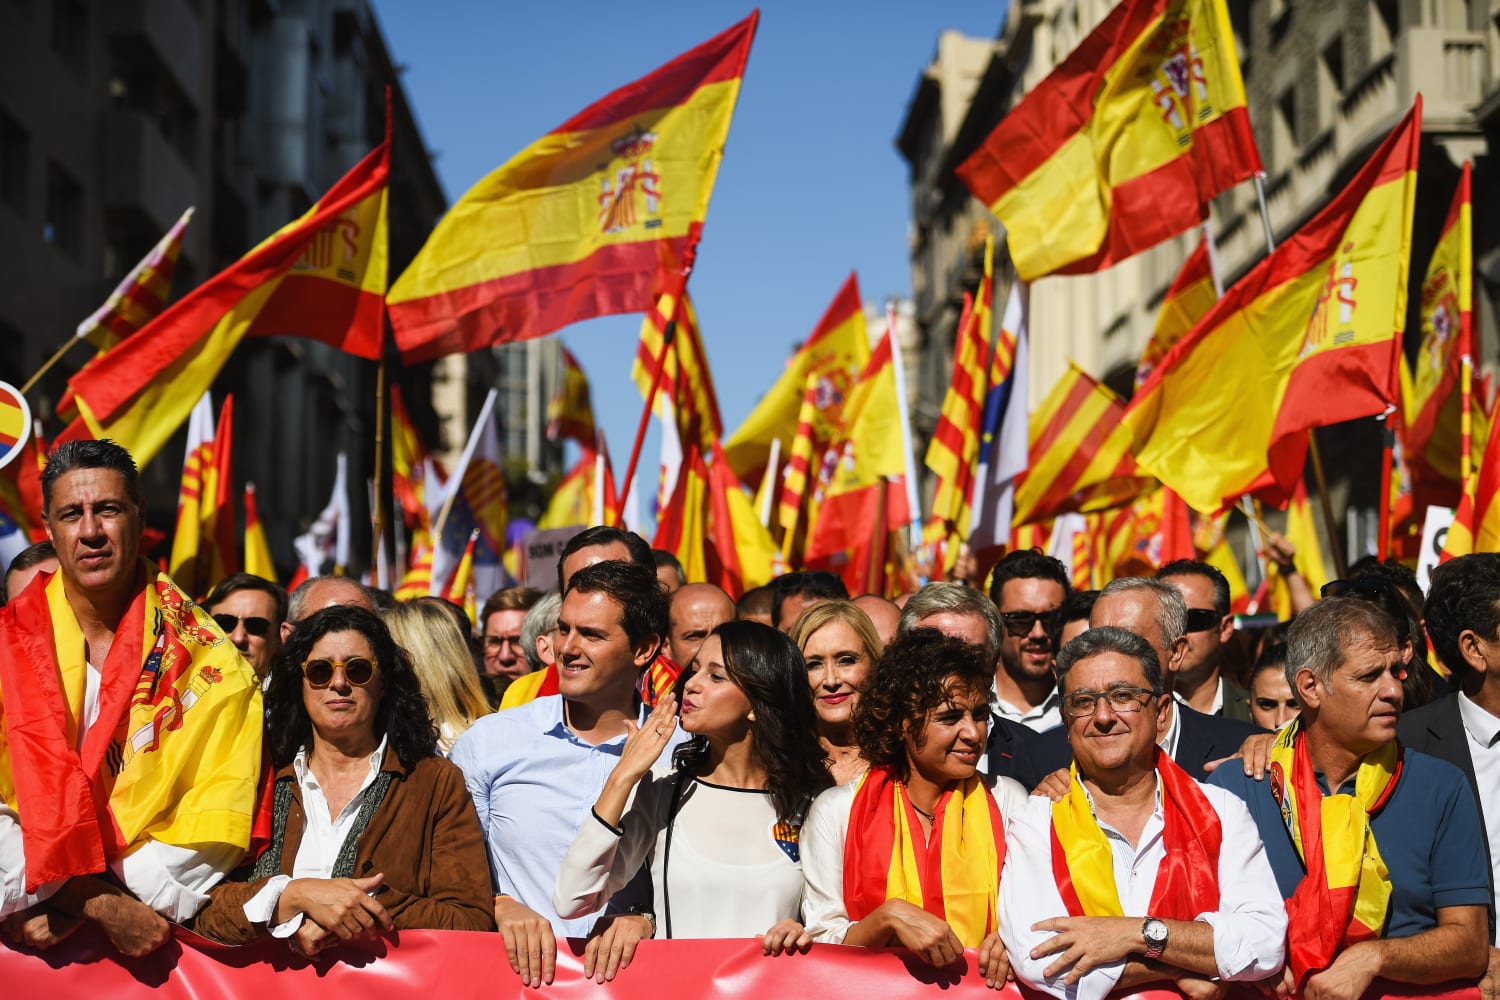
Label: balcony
xmin=101 ymin=0 xmax=204 ymax=100
xmin=101 ymin=111 xmax=198 ymax=235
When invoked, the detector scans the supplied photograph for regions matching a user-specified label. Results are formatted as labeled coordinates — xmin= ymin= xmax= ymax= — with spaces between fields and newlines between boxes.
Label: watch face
xmin=1144 ymin=919 xmax=1168 ymax=945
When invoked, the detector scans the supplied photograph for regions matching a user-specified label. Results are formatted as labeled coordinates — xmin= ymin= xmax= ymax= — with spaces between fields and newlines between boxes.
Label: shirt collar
xmin=1458 ymin=692 xmax=1500 ymax=750
xmin=291 ymin=734 xmax=390 ymax=784
xmin=993 ymin=686 xmax=1061 ymax=720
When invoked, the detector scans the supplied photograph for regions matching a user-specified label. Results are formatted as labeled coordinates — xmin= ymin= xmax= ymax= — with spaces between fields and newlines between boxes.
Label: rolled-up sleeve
xmin=1198 ymin=786 xmax=1287 ymax=982
xmin=800 ymin=783 xmax=855 ymax=944
xmin=0 ymin=804 xmax=62 ymax=920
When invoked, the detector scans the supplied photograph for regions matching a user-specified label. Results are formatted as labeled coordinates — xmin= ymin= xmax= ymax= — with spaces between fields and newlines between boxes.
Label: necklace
xmin=910 ymin=802 xmax=935 ymax=821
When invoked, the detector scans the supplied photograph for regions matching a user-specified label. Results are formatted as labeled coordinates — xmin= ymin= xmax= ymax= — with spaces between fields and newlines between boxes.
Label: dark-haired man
xmin=3 ymin=541 xmax=58 ymax=604
xmin=0 ymin=441 xmax=262 ymax=957
xmin=1157 ymin=560 xmax=1250 ymax=720
xmin=453 ymin=560 xmax=679 ymax=986
xmin=772 ymin=571 xmax=849 ymax=632
xmin=988 ymin=550 xmax=1070 ymax=732
xmin=203 ymin=573 xmax=286 ymax=682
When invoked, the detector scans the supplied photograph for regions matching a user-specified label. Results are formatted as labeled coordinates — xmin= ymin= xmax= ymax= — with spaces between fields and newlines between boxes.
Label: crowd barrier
xmin=0 ymin=927 xmax=1484 ymax=998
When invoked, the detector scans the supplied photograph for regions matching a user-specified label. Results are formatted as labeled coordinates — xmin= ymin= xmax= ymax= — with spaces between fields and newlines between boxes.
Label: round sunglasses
xmin=301 ymin=656 xmax=378 ymax=688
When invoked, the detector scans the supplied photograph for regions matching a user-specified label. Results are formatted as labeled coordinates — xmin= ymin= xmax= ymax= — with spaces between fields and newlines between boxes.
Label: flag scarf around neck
xmin=843 ymin=766 xmax=1004 ymax=947
xmin=955 ymin=0 xmax=1259 ymax=283
xmin=1268 ymin=718 xmax=1401 ymax=984
xmin=1050 ymin=751 xmax=1221 ymax=919
xmin=387 ymin=13 xmax=757 ymax=362
xmin=1123 ymin=100 xmax=1420 ymax=512
xmin=0 ymin=561 xmax=262 ymax=890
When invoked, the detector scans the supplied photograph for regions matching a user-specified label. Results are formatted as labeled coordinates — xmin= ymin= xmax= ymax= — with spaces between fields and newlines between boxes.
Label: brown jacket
xmin=193 ymin=749 xmax=495 ymax=943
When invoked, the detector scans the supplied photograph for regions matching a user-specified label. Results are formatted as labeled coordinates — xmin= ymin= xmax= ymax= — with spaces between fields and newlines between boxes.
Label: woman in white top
xmin=553 ymin=620 xmax=831 ymax=982
xmin=788 ymin=600 xmax=883 ymax=786
xmin=801 ymin=628 xmax=1026 ymax=986
xmin=386 ymin=599 xmax=492 ymax=755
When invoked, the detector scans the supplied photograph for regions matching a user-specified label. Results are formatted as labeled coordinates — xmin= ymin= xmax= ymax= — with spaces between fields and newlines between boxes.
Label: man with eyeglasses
xmin=987 ymin=550 xmax=1070 ymax=732
xmin=1210 ymin=597 xmax=1490 ymax=999
xmin=480 ymin=586 xmax=543 ymax=687
xmin=1157 ymin=560 xmax=1250 ymax=721
xmin=204 ymin=573 xmax=287 ymax=682
xmin=999 ymin=626 xmax=1286 ymax=1000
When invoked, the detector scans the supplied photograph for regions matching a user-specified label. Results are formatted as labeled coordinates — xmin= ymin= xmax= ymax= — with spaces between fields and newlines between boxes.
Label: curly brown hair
xmin=851 ymin=627 xmax=993 ymax=782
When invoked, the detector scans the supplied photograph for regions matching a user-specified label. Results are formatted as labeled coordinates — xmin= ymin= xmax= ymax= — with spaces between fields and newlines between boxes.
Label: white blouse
xmin=553 ymin=762 xmax=805 ymax=938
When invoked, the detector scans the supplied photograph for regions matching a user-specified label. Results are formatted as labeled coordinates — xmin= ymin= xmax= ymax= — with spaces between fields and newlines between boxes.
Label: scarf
xmin=1268 ymin=718 xmax=1401 ymax=984
xmin=0 ymin=561 xmax=263 ymax=890
xmin=843 ymin=765 xmax=1005 ymax=946
xmin=1050 ymin=749 xmax=1222 ymax=919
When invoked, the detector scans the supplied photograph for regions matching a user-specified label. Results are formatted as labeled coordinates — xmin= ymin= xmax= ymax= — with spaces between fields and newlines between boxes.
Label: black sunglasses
xmin=213 ymin=614 xmax=272 ymax=638
xmin=1000 ymin=609 xmax=1062 ymax=638
xmin=1183 ymin=608 xmax=1222 ymax=634
xmin=301 ymin=656 xmax=378 ymax=688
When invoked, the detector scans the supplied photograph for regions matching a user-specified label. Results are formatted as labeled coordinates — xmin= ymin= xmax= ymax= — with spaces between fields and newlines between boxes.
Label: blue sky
xmin=375 ymin=1 xmax=1008 ymax=521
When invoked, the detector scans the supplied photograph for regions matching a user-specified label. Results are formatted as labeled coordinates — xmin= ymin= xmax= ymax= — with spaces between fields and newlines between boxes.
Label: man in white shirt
xmin=1000 ymin=626 xmax=1286 ymax=1000
xmin=1157 ymin=560 xmax=1251 ymax=721
xmin=986 ymin=550 xmax=1070 ymax=730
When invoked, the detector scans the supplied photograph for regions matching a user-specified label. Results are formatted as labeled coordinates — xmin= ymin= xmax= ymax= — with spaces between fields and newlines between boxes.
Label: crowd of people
xmin=0 ymin=439 xmax=1497 ymax=999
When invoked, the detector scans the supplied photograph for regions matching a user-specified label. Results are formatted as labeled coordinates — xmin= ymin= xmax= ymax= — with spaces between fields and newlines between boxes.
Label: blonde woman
xmin=388 ymin=599 xmax=493 ymax=754
xmin=789 ymin=600 xmax=883 ymax=786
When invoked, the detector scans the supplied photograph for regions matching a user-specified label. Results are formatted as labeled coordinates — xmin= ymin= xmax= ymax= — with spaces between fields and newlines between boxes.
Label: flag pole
xmin=20 ymin=337 xmax=81 ymax=396
xmin=372 ymin=356 xmax=389 ymax=582
xmin=757 ymin=437 xmax=780 ymax=527
xmin=1253 ymin=172 xmax=1277 ymax=253
xmin=619 ymin=268 xmax=691 ymax=514
xmin=1377 ymin=409 xmax=1395 ymax=560
xmin=1305 ymin=432 xmax=1347 ymax=577
xmin=865 ymin=476 xmax=889 ymax=595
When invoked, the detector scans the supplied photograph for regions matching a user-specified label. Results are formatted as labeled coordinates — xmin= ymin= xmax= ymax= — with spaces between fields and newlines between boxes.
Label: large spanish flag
xmin=1136 ymin=234 xmax=1217 ymax=388
xmin=61 ymin=140 xmax=389 ymax=466
xmin=723 ymin=272 xmax=869 ymax=482
xmin=387 ymin=13 xmax=758 ymax=363
xmin=1012 ymin=363 xmax=1154 ymax=527
xmin=1124 ymin=100 xmax=1420 ymax=512
xmin=955 ymin=0 xmax=1260 ymax=282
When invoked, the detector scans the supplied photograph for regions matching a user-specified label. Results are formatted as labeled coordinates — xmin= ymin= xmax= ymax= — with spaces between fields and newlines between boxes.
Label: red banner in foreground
xmin=0 ymin=929 xmax=1482 ymax=998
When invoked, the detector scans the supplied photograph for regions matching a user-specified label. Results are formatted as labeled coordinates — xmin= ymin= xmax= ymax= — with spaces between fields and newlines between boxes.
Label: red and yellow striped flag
xmin=444 ymin=530 xmax=481 ymax=623
xmin=1441 ymin=391 xmax=1500 ymax=561
xmin=168 ymin=393 xmax=238 ymax=599
xmin=1012 ymin=363 xmax=1154 ymax=527
xmin=1125 ymin=100 xmax=1420 ymax=512
xmin=776 ymin=375 xmax=826 ymax=565
xmin=243 ymin=481 xmax=277 ymax=584
xmin=632 ymin=290 xmax=723 ymax=451
xmin=1266 ymin=477 xmax=1329 ymax=618
xmin=955 ymin=0 xmax=1260 ymax=282
xmin=61 ymin=140 xmax=389 ymax=466
xmin=724 ymin=272 xmax=870 ymax=483
xmin=1137 ymin=235 xmax=1217 ymax=388
xmin=925 ymin=238 xmax=994 ymax=547
xmin=546 ymin=347 xmax=598 ymax=449
xmin=388 ymin=14 xmax=757 ymax=362
xmin=1403 ymin=162 xmax=1482 ymax=508
xmin=76 ymin=207 xmax=194 ymax=351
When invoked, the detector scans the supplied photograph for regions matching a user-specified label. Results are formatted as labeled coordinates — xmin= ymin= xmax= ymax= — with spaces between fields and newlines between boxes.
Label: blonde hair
xmin=388 ymin=600 xmax=492 ymax=751
xmin=788 ymin=599 xmax=884 ymax=662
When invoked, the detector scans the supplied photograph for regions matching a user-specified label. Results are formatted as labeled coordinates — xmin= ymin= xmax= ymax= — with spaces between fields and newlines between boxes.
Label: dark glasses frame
xmin=301 ymin=656 xmax=378 ymax=688
xmin=1183 ymin=608 xmax=1223 ymax=634
xmin=213 ymin=613 xmax=273 ymax=638
xmin=1000 ymin=609 xmax=1062 ymax=638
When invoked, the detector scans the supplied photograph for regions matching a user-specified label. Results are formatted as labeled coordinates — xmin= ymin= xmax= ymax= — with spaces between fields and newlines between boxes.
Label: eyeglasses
xmin=301 ymin=656 xmax=378 ymax=688
xmin=1000 ymin=609 xmax=1062 ymax=638
xmin=213 ymin=614 xmax=273 ymax=638
xmin=483 ymin=635 xmax=523 ymax=650
xmin=1183 ymin=608 xmax=1222 ymax=634
xmin=1063 ymin=683 xmax=1159 ymax=718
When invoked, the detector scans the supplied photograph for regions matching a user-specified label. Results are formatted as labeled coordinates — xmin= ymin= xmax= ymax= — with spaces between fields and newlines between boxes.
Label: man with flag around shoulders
xmin=1000 ymin=626 xmax=1286 ymax=1000
xmin=0 ymin=440 xmax=263 ymax=957
xmin=1211 ymin=597 xmax=1490 ymax=1000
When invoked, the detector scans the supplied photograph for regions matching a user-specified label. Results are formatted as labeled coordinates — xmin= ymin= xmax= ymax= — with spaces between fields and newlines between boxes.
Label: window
xmin=50 ymin=0 xmax=88 ymax=76
xmin=0 ymin=108 xmax=27 ymax=214
xmin=43 ymin=161 xmax=82 ymax=259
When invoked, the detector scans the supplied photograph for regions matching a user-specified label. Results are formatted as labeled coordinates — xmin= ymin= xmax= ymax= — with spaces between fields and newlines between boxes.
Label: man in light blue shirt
xmin=452 ymin=559 xmax=677 ymax=987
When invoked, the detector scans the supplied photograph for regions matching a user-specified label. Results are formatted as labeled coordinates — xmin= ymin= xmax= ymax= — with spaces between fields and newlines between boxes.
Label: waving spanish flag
xmin=388 ymin=13 xmax=757 ymax=362
xmin=1125 ymin=100 xmax=1420 ymax=512
xmin=956 ymin=0 xmax=1259 ymax=282
xmin=168 ymin=393 xmax=238 ymax=599
xmin=546 ymin=347 xmax=598 ymax=449
xmin=1440 ymin=395 xmax=1500 ymax=561
xmin=1137 ymin=235 xmax=1217 ymax=388
xmin=243 ymin=482 xmax=277 ymax=584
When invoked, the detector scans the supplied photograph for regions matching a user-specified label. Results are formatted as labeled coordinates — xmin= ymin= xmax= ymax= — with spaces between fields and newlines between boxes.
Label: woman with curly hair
xmin=386 ymin=599 xmax=492 ymax=754
xmin=553 ymin=620 xmax=831 ymax=981
xmin=788 ymin=600 xmax=883 ymax=786
xmin=800 ymin=628 xmax=1026 ymax=983
xmin=194 ymin=605 xmax=495 ymax=954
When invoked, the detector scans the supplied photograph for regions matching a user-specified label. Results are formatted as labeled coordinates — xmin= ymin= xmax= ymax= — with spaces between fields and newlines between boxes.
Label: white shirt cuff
xmin=242 ymin=873 xmax=305 ymax=937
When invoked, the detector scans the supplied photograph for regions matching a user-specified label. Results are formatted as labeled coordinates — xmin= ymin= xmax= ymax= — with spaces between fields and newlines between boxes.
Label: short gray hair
xmin=897 ymin=581 xmax=1003 ymax=662
xmin=1285 ymin=596 xmax=1400 ymax=688
xmin=1056 ymin=626 xmax=1163 ymax=696
xmin=1098 ymin=576 xmax=1187 ymax=649
xmin=521 ymin=591 xmax=563 ymax=674
xmin=286 ymin=575 xmax=377 ymax=624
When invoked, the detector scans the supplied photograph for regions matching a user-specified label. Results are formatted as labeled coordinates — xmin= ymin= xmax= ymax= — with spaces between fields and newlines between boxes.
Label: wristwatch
xmin=1142 ymin=917 xmax=1169 ymax=960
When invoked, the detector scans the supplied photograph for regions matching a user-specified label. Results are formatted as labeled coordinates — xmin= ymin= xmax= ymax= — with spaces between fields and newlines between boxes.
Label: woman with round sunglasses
xmin=194 ymin=605 xmax=495 ymax=953
xmin=552 ymin=621 xmax=831 ymax=982
xmin=800 ymin=628 xmax=1026 ymax=983
xmin=788 ymin=600 xmax=884 ymax=785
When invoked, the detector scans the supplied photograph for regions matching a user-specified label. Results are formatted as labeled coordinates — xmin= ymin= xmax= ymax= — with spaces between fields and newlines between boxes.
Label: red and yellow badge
xmin=0 ymin=381 xmax=32 ymax=471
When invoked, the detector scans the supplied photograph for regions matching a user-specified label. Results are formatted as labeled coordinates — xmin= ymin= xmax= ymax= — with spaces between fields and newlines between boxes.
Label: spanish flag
xmin=1440 ymin=396 xmax=1500 ymax=561
xmin=1125 ymin=100 xmax=1420 ymax=512
xmin=723 ymin=272 xmax=870 ymax=483
xmin=62 ymin=139 xmax=389 ymax=466
xmin=1012 ymin=363 xmax=1154 ymax=527
xmin=1403 ymin=163 xmax=1482 ymax=507
xmin=708 ymin=441 xmax=777 ymax=593
xmin=955 ymin=0 xmax=1260 ymax=282
xmin=1266 ymin=477 xmax=1329 ymax=619
xmin=546 ymin=347 xmax=598 ymax=449
xmin=388 ymin=13 xmax=757 ymax=362
xmin=75 ymin=206 xmax=194 ymax=351
xmin=538 ymin=441 xmax=619 ymax=531
xmin=243 ymin=482 xmax=277 ymax=584
xmin=168 ymin=393 xmax=238 ymax=599
xmin=1136 ymin=234 xmax=1217 ymax=388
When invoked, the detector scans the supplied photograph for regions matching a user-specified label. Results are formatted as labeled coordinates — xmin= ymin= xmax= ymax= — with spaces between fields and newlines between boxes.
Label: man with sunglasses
xmin=988 ymin=550 xmax=1070 ymax=732
xmin=1157 ymin=560 xmax=1251 ymax=721
xmin=203 ymin=573 xmax=287 ymax=682
xmin=1000 ymin=626 xmax=1286 ymax=1000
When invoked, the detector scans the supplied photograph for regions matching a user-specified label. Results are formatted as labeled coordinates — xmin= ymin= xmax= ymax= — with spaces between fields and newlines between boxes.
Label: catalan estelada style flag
xmin=168 ymin=393 xmax=238 ymax=599
xmin=955 ymin=0 xmax=1260 ymax=282
xmin=75 ymin=207 xmax=194 ymax=351
xmin=387 ymin=13 xmax=758 ymax=362
xmin=1124 ymin=100 xmax=1420 ymax=512
xmin=61 ymin=138 xmax=389 ymax=466
xmin=723 ymin=272 xmax=869 ymax=483
xmin=1013 ymin=363 xmax=1154 ymax=527
xmin=546 ymin=347 xmax=598 ymax=449
xmin=1137 ymin=234 xmax=1217 ymax=388
xmin=1403 ymin=162 xmax=1480 ymax=507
